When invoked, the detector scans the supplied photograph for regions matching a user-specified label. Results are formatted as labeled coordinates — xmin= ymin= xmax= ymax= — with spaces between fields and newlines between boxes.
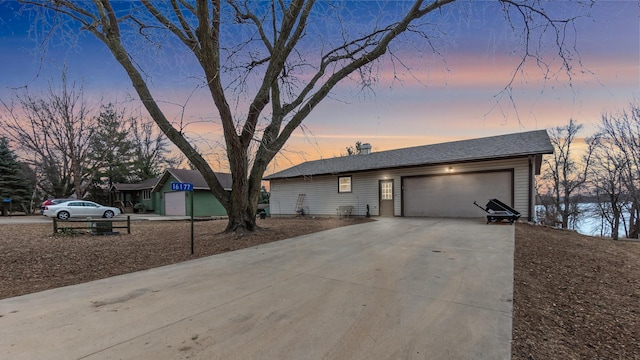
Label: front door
xmin=379 ymin=180 xmax=394 ymax=217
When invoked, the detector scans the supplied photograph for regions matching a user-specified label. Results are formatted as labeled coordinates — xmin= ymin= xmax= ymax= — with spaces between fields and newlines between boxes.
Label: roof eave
xmin=265 ymin=151 xmax=554 ymax=180
xmin=150 ymin=170 xmax=173 ymax=193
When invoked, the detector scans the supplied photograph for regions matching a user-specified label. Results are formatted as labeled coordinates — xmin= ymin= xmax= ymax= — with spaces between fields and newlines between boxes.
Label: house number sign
xmin=170 ymin=182 xmax=194 ymax=191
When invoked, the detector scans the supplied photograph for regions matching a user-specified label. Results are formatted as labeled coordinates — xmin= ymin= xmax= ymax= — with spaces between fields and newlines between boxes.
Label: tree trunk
xmin=224 ymin=144 xmax=257 ymax=233
xmin=630 ymin=202 xmax=639 ymax=239
xmin=225 ymin=199 xmax=256 ymax=233
xmin=224 ymin=177 xmax=257 ymax=233
xmin=612 ymin=210 xmax=620 ymax=240
xmin=562 ymin=197 xmax=570 ymax=229
xmin=71 ymin=158 xmax=83 ymax=199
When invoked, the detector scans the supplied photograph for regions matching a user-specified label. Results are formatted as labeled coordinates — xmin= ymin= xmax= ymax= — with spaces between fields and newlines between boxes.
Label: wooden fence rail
xmin=52 ymin=216 xmax=131 ymax=235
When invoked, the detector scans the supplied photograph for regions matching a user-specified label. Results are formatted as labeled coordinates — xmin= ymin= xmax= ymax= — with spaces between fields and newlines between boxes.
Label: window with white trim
xmin=143 ymin=189 xmax=151 ymax=200
xmin=338 ymin=176 xmax=352 ymax=193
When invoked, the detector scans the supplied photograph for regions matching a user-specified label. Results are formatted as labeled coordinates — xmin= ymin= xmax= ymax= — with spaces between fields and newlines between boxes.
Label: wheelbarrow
xmin=473 ymin=199 xmax=521 ymax=224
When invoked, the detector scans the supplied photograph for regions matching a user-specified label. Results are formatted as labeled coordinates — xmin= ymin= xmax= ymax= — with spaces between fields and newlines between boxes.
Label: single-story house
xmin=112 ymin=169 xmax=232 ymax=217
xmin=264 ymin=130 xmax=554 ymax=221
xmin=151 ymin=168 xmax=232 ymax=216
xmin=111 ymin=177 xmax=160 ymax=213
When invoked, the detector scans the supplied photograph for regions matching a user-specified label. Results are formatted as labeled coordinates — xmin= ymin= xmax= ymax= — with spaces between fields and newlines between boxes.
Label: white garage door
xmin=164 ymin=191 xmax=186 ymax=216
xmin=403 ymin=171 xmax=512 ymax=217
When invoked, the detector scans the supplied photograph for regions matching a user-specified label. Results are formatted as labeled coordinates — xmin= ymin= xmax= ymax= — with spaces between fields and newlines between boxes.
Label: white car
xmin=43 ymin=200 xmax=121 ymax=220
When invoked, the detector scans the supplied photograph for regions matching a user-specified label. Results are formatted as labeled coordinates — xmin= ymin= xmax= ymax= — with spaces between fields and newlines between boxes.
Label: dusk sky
xmin=0 ymin=1 xmax=638 ymax=174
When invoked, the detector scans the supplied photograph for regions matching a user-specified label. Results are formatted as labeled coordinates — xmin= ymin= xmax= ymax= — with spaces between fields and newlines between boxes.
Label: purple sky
xmin=0 ymin=1 xmax=638 ymax=173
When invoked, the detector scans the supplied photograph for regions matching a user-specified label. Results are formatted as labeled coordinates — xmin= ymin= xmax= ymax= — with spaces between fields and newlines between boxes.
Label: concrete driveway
xmin=0 ymin=218 xmax=514 ymax=359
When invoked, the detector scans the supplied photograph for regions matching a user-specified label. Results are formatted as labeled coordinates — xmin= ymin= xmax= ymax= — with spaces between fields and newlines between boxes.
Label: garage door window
xmin=338 ymin=176 xmax=352 ymax=193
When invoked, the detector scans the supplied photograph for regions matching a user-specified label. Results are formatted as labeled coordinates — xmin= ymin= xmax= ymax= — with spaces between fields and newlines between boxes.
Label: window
xmin=338 ymin=176 xmax=352 ymax=193
xmin=143 ymin=189 xmax=151 ymax=200
xmin=381 ymin=181 xmax=393 ymax=200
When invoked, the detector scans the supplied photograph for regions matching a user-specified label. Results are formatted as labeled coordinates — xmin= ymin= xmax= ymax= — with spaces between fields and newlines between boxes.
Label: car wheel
xmin=57 ymin=211 xmax=70 ymax=220
xmin=103 ymin=210 xmax=114 ymax=218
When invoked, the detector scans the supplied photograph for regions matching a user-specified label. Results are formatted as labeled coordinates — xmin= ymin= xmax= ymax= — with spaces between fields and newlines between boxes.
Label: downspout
xmin=528 ymin=156 xmax=534 ymax=222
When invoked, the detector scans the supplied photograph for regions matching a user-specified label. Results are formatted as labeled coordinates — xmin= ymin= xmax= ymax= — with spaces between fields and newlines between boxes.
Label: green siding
xmin=141 ymin=197 xmax=154 ymax=211
xmin=192 ymin=191 xmax=226 ymax=216
xmin=155 ymin=174 xmax=227 ymax=216
xmin=153 ymin=193 xmax=161 ymax=212
xmin=157 ymin=180 xmax=174 ymax=215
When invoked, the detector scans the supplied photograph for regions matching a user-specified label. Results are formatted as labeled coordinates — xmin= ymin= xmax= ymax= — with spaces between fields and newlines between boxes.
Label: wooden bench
xmin=337 ymin=206 xmax=353 ymax=218
xmin=52 ymin=216 xmax=131 ymax=235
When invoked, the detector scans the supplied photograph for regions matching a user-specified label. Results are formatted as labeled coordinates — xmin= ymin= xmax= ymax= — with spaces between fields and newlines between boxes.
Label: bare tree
xmin=599 ymin=104 xmax=640 ymax=238
xmin=587 ymin=133 xmax=628 ymax=239
xmin=19 ymin=1 xmax=590 ymax=232
xmin=0 ymin=74 xmax=162 ymax=201
xmin=0 ymin=73 xmax=94 ymax=198
xmin=345 ymin=141 xmax=363 ymax=156
xmin=540 ymin=119 xmax=594 ymax=229
xmin=130 ymin=118 xmax=181 ymax=182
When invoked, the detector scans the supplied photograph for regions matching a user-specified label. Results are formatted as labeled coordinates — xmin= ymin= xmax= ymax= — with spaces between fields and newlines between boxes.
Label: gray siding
xmin=269 ymin=157 xmax=533 ymax=218
xmin=269 ymin=174 xmax=379 ymax=217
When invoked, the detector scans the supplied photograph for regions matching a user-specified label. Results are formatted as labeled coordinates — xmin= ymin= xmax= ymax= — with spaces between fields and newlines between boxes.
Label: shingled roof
xmin=112 ymin=177 xmax=160 ymax=191
xmin=265 ymin=130 xmax=553 ymax=180
xmin=151 ymin=168 xmax=232 ymax=192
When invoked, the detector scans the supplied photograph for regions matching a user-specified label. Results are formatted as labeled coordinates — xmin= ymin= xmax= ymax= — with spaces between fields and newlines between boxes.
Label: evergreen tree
xmin=86 ymin=104 xmax=135 ymax=203
xmin=89 ymin=104 xmax=135 ymax=185
xmin=0 ymin=137 xmax=33 ymax=213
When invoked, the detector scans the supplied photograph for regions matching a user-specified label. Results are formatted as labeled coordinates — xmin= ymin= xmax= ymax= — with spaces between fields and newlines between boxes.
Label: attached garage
xmin=402 ymin=170 xmax=513 ymax=217
xmin=164 ymin=191 xmax=186 ymax=216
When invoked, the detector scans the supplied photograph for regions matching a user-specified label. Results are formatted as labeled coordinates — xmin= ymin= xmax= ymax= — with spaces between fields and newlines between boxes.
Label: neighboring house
xmin=150 ymin=168 xmax=232 ymax=217
xmin=264 ymin=130 xmax=554 ymax=221
xmin=111 ymin=177 xmax=159 ymax=213
xmin=111 ymin=169 xmax=232 ymax=217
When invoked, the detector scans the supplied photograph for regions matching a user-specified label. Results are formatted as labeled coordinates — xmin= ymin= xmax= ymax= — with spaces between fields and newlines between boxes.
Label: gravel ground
xmin=1 ymin=217 xmax=638 ymax=358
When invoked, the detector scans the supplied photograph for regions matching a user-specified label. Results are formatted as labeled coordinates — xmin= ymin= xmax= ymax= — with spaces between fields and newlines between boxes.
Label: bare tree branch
xmin=17 ymin=0 xmax=590 ymax=232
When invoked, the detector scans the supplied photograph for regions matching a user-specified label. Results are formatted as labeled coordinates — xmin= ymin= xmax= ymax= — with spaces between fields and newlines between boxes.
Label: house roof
xmin=265 ymin=130 xmax=553 ymax=180
xmin=151 ymin=168 xmax=232 ymax=192
xmin=112 ymin=177 xmax=160 ymax=191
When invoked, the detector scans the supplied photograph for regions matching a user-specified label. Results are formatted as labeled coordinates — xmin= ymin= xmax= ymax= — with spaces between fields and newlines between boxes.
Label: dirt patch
xmin=0 ymin=216 xmax=371 ymax=299
xmin=513 ymin=223 xmax=640 ymax=359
